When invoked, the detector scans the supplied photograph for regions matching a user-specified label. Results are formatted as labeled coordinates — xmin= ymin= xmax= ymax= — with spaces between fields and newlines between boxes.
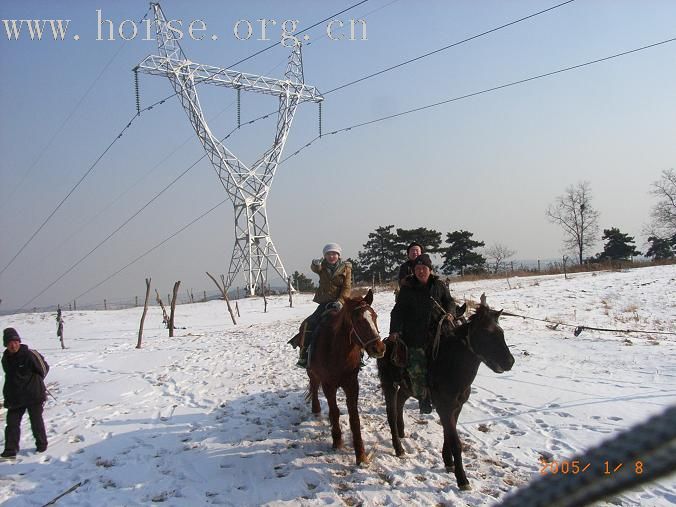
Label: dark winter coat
xmin=311 ymin=259 xmax=352 ymax=305
xmin=398 ymin=260 xmax=416 ymax=286
xmin=2 ymin=344 xmax=49 ymax=408
xmin=390 ymin=274 xmax=456 ymax=348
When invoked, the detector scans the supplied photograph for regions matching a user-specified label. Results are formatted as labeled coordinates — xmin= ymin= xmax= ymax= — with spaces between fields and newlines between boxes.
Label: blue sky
xmin=1 ymin=0 xmax=674 ymax=311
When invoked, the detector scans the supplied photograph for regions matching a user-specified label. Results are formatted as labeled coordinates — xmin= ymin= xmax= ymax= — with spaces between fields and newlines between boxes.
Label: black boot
xmin=296 ymin=346 xmax=308 ymax=368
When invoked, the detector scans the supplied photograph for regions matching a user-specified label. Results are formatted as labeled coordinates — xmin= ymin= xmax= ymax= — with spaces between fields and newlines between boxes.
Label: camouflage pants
xmin=406 ymin=347 xmax=428 ymax=400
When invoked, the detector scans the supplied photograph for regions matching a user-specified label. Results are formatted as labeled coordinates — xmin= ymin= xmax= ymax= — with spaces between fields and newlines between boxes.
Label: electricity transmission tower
xmin=135 ymin=3 xmax=323 ymax=296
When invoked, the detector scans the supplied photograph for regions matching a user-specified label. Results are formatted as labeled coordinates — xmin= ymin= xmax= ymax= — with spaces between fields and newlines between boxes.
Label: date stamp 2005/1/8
xmin=539 ymin=459 xmax=644 ymax=476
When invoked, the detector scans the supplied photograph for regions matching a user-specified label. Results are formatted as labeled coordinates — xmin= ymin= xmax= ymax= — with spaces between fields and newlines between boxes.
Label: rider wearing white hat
xmin=291 ymin=242 xmax=352 ymax=368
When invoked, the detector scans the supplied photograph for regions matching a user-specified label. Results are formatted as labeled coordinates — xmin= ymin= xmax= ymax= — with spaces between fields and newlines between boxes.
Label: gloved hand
xmin=386 ymin=332 xmax=400 ymax=342
xmin=312 ymin=258 xmax=322 ymax=267
xmin=326 ymin=301 xmax=342 ymax=311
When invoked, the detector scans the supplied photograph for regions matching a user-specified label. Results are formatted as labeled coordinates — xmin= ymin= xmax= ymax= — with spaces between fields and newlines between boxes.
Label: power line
xmin=1 ymin=2 xmax=375 ymax=281
xmin=73 ymin=198 xmax=229 ymax=302
xmin=67 ymin=36 xmax=676 ymax=304
xmin=324 ymin=0 xmax=577 ymax=95
xmin=280 ymin=36 xmax=676 ymax=164
xmin=0 ymin=93 xmax=174 ymax=279
xmin=224 ymin=0 xmax=369 ymax=70
xmin=0 ymin=6 xmax=154 ymax=212
xmin=19 ymin=113 xmax=272 ymax=309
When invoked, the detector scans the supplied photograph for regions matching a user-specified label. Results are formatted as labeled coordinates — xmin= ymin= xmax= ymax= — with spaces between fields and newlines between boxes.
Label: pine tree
xmin=645 ymin=235 xmax=674 ymax=260
xmin=597 ymin=227 xmax=641 ymax=260
xmin=356 ymin=225 xmax=400 ymax=282
xmin=292 ymin=271 xmax=315 ymax=292
xmin=441 ymin=230 xmax=486 ymax=275
xmin=395 ymin=227 xmax=443 ymax=255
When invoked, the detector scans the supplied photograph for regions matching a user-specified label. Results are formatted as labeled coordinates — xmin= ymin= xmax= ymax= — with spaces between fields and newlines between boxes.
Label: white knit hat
xmin=323 ymin=243 xmax=342 ymax=256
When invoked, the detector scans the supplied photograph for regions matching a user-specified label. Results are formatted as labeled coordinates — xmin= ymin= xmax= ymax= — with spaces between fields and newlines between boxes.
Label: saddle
xmin=287 ymin=308 xmax=338 ymax=349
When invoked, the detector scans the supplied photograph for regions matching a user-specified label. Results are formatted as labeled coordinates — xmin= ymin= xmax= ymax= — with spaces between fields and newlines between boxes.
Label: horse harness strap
xmin=349 ymin=304 xmax=380 ymax=349
xmin=429 ymin=296 xmax=470 ymax=360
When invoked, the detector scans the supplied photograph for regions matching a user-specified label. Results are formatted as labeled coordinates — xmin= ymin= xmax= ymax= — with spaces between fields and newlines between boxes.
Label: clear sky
xmin=1 ymin=0 xmax=674 ymax=311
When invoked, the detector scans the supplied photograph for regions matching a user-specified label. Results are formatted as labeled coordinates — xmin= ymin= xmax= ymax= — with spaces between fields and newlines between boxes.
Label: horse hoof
xmin=357 ymin=457 xmax=370 ymax=467
xmin=395 ymin=448 xmax=406 ymax=457
xmin=459 ymin=483 xmax=472 ymax=491
xmin=445 ymin=465 xmax=455 ymax=473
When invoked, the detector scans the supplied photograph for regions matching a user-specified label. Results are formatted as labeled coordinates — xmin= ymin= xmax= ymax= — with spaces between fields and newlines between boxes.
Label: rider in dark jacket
xmin=397 ymin=242 xmax=423 ymax=287
xmin=389 ymin=254 xmax=456 ymax=413
xmin=2 ymin=328 xmax=49 ymax=458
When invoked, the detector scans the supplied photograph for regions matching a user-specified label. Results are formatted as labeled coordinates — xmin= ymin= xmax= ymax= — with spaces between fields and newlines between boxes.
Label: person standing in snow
xmin=56 ymin=308 xmax=65 ymax=349
xmin=290 ymin=243 xmax=352 ymax=368
xmin=388 ymin=254 xmax=457 ymax=414
xmin=1 ymin=328 xmax=49 ymax=459
xmin=398 ymin=241 xmax=423 ymax=287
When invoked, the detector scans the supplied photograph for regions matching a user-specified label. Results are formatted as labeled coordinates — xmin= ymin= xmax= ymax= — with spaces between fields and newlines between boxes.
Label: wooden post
xmin=73 ymin=300 xmax=76 ymax=311
xmin=104 ymin=299 xmax=107 ymax=310
xmin=563 ymin=255 xmax=568 ymax=280
xmin=262 ymin=282 xmax=268 ymax=313
xmin=190 ymin=290 xmax=194 ymax=304
xmin=137 ymin=277 xmax=151 ymax=349
xmin=538 ymin=259 xmax=541 ymax=272
xmin=205 ymin=272 xmax=237 ymax=325
xmin=135 ymin=295 xmax=138 ymax=307
xmin=288 ymin=277 xmax=293 ymax=308
xmin=235 ymin=301 xmax=240 ymax=317
xmin=69 ymin=303 xmax=72 ymax=311
xmin=203 ymin=290 xmax=206 ymax=302
xmin=155 ymin=289 xmax=169 ymax=328
xmin=169 ymin=281 xmax=180 ymax=337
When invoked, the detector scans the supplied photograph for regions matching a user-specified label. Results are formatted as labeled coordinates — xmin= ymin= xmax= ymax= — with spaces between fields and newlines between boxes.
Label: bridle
xmin=348 ymin=303 xmax=381 ymax=349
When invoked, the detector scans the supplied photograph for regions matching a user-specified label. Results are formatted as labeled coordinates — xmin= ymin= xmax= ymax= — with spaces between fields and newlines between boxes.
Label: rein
xmin=430 ymin=296 xmax=468 ymax=359
xmin=348 ymin=304 xmax=380 ymax=349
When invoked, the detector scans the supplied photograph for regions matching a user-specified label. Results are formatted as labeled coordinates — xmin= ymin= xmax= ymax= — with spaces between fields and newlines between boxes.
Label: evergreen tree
xmin=645 ymin=235 xmax=674 ymax=260
xmin=395 ymin=227 xmax=443 ymax=256
xmin=356 ymin=225 xmax=400 ymax=282
xmin=346 ymin=257 xmax=368 ymax=284
xmin=292 ymin=271 xmax=315 ymax=292
xmin=597 ymin=227 xmax=641 ymax=260
xmin=441 ymin=230 xmax=486 ymax=275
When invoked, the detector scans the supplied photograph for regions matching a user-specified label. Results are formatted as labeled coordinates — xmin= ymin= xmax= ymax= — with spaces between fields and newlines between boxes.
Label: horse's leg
xmin=322 ymin=383 xmax=343 ymax=450
xmin=343 ymin=376 xmax=368 ymax=465
xmin=439 ymin=403 xmax=470 ymax=491
xmin=383 ymin=382 xmax=405 ymax=456
xmin=308 ymin=372 xmax=321 ymax=415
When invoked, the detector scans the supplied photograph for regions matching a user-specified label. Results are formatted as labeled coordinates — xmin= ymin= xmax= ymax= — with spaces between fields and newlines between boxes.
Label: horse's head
xmin=344 ymin=289 xmax=385 ymax=359
xmin=465 ymin=294 xmax=514 ymax=373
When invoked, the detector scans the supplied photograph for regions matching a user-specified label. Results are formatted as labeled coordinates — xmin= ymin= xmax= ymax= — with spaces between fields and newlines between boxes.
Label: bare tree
xmin=649 ymin=168 xmax=676 ymax=239
xmin=206 ymin=272 xmax=237 ymax=325
xmin=485 ymin=243 xmax=516 ymax=273
xmin=546 ymin=181 xmax=600 ymax=264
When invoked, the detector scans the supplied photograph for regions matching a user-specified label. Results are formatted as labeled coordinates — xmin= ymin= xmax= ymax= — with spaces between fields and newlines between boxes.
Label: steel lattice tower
xmin=136 ymin=3 xmax=323 ymax=295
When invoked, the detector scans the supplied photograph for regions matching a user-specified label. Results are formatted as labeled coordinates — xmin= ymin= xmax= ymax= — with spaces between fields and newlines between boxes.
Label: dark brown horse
xmin=307 ymin=289 xmax=386 ymax=465
xmin=377 ymin=295 xmax=514 ymax=490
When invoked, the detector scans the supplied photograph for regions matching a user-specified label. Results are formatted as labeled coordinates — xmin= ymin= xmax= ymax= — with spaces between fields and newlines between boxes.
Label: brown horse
xmin=377 ymin=295 xmax=514 ymax=490
xmin=307 ymin=289 xmax=386 ymax=465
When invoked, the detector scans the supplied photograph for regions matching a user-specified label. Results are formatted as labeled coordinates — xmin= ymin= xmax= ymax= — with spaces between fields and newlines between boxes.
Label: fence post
xmin=137 ymin=277 xmax=152 ymax=349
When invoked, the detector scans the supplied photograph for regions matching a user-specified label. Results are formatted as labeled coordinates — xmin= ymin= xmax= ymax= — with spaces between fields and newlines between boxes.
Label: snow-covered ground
xmin=1 ymin=265 xmax=674 ymax=506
